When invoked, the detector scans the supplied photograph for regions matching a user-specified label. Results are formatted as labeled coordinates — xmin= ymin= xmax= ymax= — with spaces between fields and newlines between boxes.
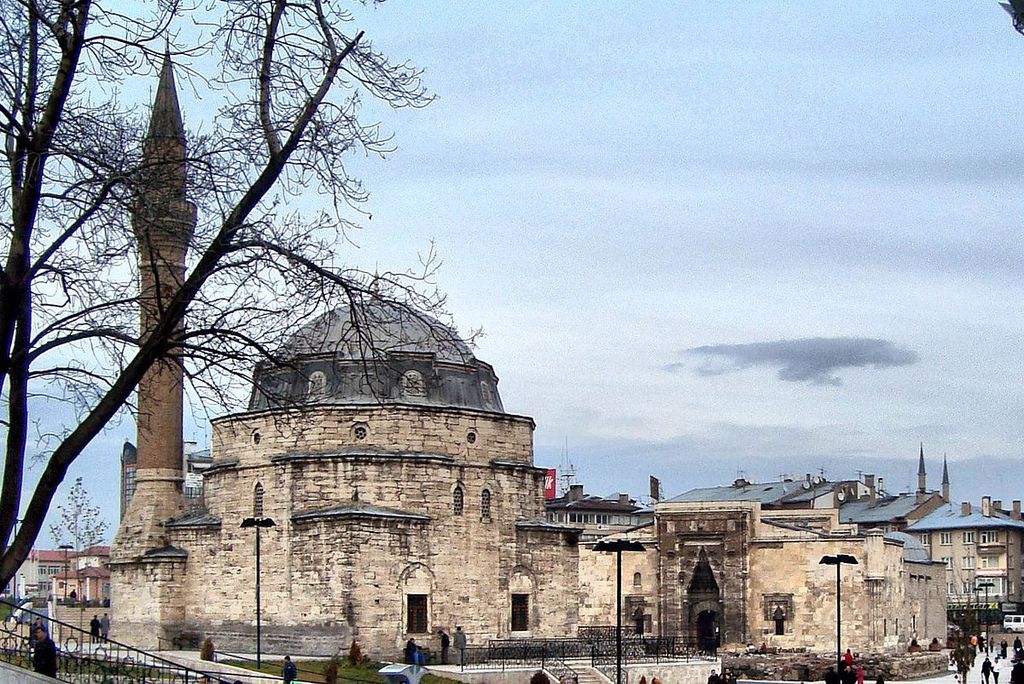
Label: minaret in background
xmin=112 ymin=52 xmax=195 ymax=556
xmin=941 ymin=454 xmax=950 ymax=502
xmin=917 ymin=442 xmax=927 ymax=495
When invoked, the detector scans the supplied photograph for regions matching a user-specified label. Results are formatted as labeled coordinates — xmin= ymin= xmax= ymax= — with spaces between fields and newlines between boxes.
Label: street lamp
xmin=594 ymin=538 xmax=646 ymax=684
xmin=819 ymin=554 xmax=858 ymax=669
xmin=977 ymin=581 xmax=995 ymax=652
xmin=58 ymin=544 xmax=73 ymax=602
xmin=241 ymin=517 xmax=275 ymax=667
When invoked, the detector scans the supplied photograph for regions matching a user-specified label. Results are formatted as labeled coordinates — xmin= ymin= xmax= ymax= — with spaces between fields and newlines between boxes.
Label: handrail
xmin=0 ymin=599 xmax=273 ymax=683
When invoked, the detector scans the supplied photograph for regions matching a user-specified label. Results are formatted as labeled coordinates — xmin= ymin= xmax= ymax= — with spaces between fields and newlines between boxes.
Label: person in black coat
xmin=825 ymin=667 xmax=840 ymax=684
xmin=1009 ymin=659 xmax=1024 ymax=684
xmin=32 ymin=627 xmax=57 ymax=678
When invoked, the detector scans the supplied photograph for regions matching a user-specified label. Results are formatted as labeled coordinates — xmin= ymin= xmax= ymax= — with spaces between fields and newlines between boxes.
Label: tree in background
xmin=0 ymin=0 xmax=445 ymax=590
xmin=49 ymin=477 xmax=107 ymax=627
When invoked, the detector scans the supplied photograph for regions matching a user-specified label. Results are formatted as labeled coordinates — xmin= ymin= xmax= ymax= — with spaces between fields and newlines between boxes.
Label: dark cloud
xmin=668 ymin=337 xmax=918 ymax=386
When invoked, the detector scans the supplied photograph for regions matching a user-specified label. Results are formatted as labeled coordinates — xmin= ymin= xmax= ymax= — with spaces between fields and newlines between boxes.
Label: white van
xmin=1004 ymin=615 xmax=1024 ymax=632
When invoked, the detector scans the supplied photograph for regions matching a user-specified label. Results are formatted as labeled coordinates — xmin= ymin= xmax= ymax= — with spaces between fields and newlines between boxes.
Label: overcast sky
xmin=28 ymin=2 xmax=1024 ymax=539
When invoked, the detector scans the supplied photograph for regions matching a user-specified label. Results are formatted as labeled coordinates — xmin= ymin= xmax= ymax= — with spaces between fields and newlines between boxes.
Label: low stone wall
xmin=722 ymin=651 xmax=948 ymax=681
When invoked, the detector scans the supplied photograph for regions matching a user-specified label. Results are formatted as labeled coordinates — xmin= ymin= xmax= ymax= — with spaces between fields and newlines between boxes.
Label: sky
xmin=23 ymin=2 xmax=1024 ymax=541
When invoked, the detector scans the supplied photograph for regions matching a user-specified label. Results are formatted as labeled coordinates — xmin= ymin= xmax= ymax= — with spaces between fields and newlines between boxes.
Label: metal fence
xmin=0 ymin=599 xmax=278 ymax=684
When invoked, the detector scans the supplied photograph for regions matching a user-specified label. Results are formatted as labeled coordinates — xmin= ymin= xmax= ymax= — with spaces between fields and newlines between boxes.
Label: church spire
xmin=917 ymin=442 xmax=927 ymax=495
xmin=942 ymin=453 xmax=950 ymax=502
xmin=146 ymin=50 xmax=185 ymax=144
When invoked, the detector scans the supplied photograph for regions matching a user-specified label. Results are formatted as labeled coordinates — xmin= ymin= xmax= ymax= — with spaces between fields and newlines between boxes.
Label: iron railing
xmin=0 ymin=599 xmax=278 ymax=684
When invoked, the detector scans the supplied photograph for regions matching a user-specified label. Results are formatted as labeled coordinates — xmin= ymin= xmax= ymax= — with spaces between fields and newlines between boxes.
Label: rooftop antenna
xmin=558 ymin=436 xmax=577 ymax=495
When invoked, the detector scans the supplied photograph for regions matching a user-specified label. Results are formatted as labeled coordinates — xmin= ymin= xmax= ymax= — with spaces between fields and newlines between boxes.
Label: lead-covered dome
xmin=248 ymin=302 xmax=504 ymax=413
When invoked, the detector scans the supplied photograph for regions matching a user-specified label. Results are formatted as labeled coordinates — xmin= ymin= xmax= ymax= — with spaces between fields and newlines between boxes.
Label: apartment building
xmin=906 ymin=497 xmax=1024 ymax=614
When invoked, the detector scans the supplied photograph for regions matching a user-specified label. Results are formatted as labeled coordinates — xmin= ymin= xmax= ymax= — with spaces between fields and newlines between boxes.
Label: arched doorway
xmin=686 ymin=549 xmax=721 ymax=652
xmin=697 ymin=609 xmax=719 ymax=652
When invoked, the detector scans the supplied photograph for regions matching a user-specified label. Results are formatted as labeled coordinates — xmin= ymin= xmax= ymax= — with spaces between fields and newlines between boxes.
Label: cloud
xmin=669 ymin=337 xmax=918 ymax=386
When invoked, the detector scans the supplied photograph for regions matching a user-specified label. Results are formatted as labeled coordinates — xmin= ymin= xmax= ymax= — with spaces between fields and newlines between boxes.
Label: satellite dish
xmin=802 ymin=481 xmax=811 ymax=490
xmin=836 ymin=490 xmax=847 ymax=502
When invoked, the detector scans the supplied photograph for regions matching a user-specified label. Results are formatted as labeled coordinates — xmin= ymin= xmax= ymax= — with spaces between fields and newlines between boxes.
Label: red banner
xmin=544 ymin=468 xmax=557 ymax=499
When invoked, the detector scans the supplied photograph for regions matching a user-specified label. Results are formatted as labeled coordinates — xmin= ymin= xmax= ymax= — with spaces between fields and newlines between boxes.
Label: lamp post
xmin=819 ymin=554 xmax=858 ymax=669
xmin=977 ymin=581 xmax=995 ymax=652
xmin=58 ymin=544 xmax=73 ymax=602
xmin=241 ymin=517 xmax=275 ymax=667
xmin=594 ymin=538 xmax=646 ymax=684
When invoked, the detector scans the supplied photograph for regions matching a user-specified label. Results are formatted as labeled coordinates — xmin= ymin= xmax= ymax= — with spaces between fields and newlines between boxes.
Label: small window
xmin=919 ymin=533 xmax=930 ymax=546
xmin=253 ymin=482 xmax=265 ymax=516
xmin=963 ymin=531 xmax=975 ymax=544
xmin=453 ymin=486 xmax=464 ymax=516
xmin=940 ymin=532 xmax=952 ymax=546
xmin=352 ymin=422 xmax=368 ymax=441
xmin=511 ymin=593 xmax=529 ymax=632
xmin=307 ymin=371 xmax=327 ymax=399
xmin=406 ymin=594 xmax=428 ymax=633
xmin=633 ymin=572 xmax=642 ymax=587
xmin=773 ymin=606 xmax=786 ymax=636
xmin=467 ymin=430 xmax=477 ymax=444
xmin=481 ymin=489 xmax=491 ymax=520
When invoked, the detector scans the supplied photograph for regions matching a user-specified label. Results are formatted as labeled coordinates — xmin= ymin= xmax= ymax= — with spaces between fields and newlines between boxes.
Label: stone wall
xmin=578 ymin=536 xmax=660 ymax=633
xmin=722 ymin=651 xmax=948 ymax=681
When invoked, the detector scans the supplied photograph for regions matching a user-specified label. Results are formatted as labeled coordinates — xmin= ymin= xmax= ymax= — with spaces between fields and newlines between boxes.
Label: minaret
xmin=941 ymin=454 xmax=950 ymax=502
xmin=113 ymin=52 xmax=196 ymax=556
xmin=916 ymin=443 xmax=927 ymax=501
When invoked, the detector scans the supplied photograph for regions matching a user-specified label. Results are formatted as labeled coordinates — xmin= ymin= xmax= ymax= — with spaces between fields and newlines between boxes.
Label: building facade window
xmin=964 ymin=531 xmax=976 ymax=544
xmin=942 ymin=557 xmax=952 ymax=568
xmin=919 ymin=533 xmax=930 ymax=546
xmin=981 ymin=530 xmax=1000 ymax=544
xmin=511 ymin=593 xmax=529 ymax=632
xmin=406 ymin=594 xmax=428 ymax=633
xmin=633 ymin=572 xmax=642 ymax=587
xmin=481 ymin=489 xmax=491 ymax=520
xmin=253 ymin=483 xmax=265 ymax=516
xmin=453 ymin=486 xmax=464 ymax=516
xmin=963 ymin=555 xmax=976 ymax=569
xmin=940 ymin=532 xmax=953 ymax=546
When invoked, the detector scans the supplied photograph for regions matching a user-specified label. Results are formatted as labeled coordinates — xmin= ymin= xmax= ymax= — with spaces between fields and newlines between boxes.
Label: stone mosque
xmin=111 ymin=57 xmax=947 ymax=661
xmin=110 ymin=56 xmax=579 ymax=657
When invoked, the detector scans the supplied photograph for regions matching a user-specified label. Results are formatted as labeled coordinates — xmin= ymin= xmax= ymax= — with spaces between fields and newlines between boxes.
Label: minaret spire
xmin=942 ymin=453 xmax=950 ymax=502
xmin=917 ymin=442 xmax=927 ymax=497
xmin=146 ymin=51 xmax=186 ymax=144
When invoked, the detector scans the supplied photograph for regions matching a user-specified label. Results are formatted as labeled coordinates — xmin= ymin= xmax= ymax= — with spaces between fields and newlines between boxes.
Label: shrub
xmin=348 ymin=640 xmax=364 ymax=666
xmin=199 ymin=638 xmax=215 ymax=662
xmin=529 ymin=672 xmax=549 ymax=684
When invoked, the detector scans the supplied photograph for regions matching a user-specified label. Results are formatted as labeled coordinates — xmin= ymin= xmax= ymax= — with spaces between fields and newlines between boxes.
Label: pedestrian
xmin=32 ymin=627 xmax=57 ymax=678
xmin=438 ymin=629 xmax=450 ymax=665
xmin=90 ymin=614 xmax=101 ymax=642
xmin=856 ymin=664 xmax=865 ymax=684
xmin=454 ymin=626 xmax=467 ymax=666
xmin=844 ymin=649 xmax=855 ymax=667
xmin=1003 ymin=640 xmax=1009 ymax=660
xmin=973 ymin=635 xmax=980 ymax=655
xmin=841 ymin=664 xmax=857 ymax=684
xmin=825 ymin=667 xmax=840 ymax=684
xmin=1011 ymin=659 xmax=1024 ymax=684
xmin=996 ymin=656 xmax=1008 ymax=684
xmin=1015 ymin=637 xmax=1023 ymax=654
xmin=708 ymin=669 xmax=721 ymax=684
xmin=404 ymin=638 xmax=417 ymax=665
xmin=982 ymin=636 xmax=989 ymax=654
xmin=875 ymin=677 xmax=884 ymax=684
xmin=983 ymin=656 xmax=993 ymax=684
xmin=282 ymin=655 xmax=297 ymax=684
xmin=100 ymin=613 xmax=110 ymax=640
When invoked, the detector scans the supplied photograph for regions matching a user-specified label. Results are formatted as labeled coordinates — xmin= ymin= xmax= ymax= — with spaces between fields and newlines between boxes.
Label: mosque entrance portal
xmin=686 ymin=549 xmax=722 ymax=652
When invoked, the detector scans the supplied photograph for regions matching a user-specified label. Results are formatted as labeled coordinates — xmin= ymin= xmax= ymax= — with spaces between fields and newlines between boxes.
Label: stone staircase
xmin=573 ymin=666 xmax=612 ymax=684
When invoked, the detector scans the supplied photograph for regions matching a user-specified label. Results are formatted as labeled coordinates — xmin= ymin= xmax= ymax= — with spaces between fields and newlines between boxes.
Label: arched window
xmin=633 ymin=572 xmax=642 ymax=587
xmin=481 ymin=489 xmax=491 ymax=520
xmin=253 ymin=482 xmax=265 ymax=516
xmin=307 ymin=371 xmax=327 ymax=399
xmin=453 ymin=486 xmax=464 ymax=516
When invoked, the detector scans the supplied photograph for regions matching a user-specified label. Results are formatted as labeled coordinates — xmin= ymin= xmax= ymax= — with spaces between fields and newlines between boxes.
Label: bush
xmin=199 ymin=637 xmax=215 ymax=662
xmin=348 ymin=640 xmax=364 ymax=666
xmin=529 ymin=672 xmax=549 ymax=684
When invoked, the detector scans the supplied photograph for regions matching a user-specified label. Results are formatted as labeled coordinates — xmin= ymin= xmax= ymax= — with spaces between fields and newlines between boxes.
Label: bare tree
xmin=49 ymin=477 xmax=107 ymax=628
xmin=0 ymin=0 xmax=444 ymax=589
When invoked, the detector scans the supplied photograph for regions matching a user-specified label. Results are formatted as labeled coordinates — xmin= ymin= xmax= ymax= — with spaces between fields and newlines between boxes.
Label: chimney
xmin=961 ymin=501 xmax=972 ymax=516
xmin=618 ymin=494 xmax=630 ymax=506
xmin=864 ymin=474 xmax=875 ymax=489
xmin=877 ymin=477 xmax=884 ymax=493
xmin=568 ymin=484 xmax=584 ymax=501
xmin=994 ymin=500 xmax=1003 ymax=512
xmin=1013 ymin=501 xmax=1021 ymax=521
xmin=982 ymin=496 xmax=992 ymax=517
